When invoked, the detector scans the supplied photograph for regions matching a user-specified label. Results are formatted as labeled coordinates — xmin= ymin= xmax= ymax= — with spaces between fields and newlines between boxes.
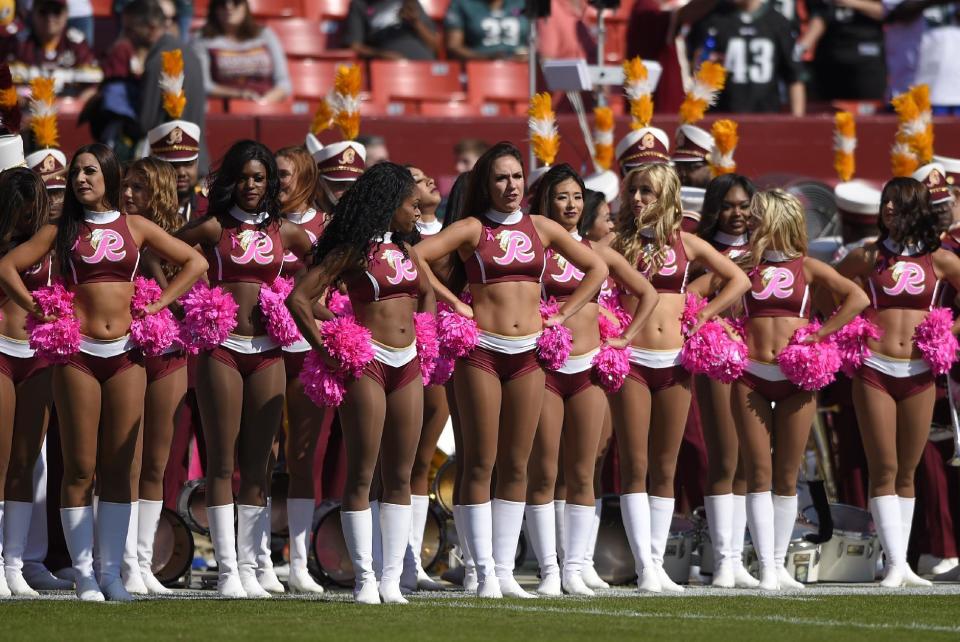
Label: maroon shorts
xmin=145 ymin=351 xmax=187 ymax=382
xmin=626 ymin=364 xmax=690 ymax=392
xmin=0 ymin=352 xmax=49 ymax=385
xmin=65 ymin=350 xmax=144 ymax=383
xmin=283 ymin=350 xmax=308 ymax=381
xmin=459 ymin=346 xmax=542 ymax=382
xmin=545 ymin=368 xmax=597 ymax=399
xmin=857 ymin=364 xmax=935 ymax=402
xmin=209 ymin=345 xmax=283 ymax=377
xmin=362 ymin=356 xmax=421 ymax=394
xmin=740 ymin=371 xmax=801 ymax=403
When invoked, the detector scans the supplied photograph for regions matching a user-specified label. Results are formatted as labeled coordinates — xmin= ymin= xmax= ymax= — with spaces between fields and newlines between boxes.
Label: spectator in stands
xmin=0 ymin=0 xmax=23 ymax=62
xmin=799 ymin=0 xmax=886 ymax=101
xmin=344 ymin=0 xmax=439 ymax=60
xmin=356 ymin=134 xmax=390 ymax=165
xmin=191 ymin=0 xmax=290 ymax=103
xmin=885 ymin=0 xmax=960 ymax=112
xmin=691 ymin=0 xmax=806 ymax=115
xmin=11 ymin=0 xmax=102 ymax=100
xmin=444 ymin=0 xmax=530 ymax=60
xmin=453 ymin=137 xmax=488 ymax=173
xmin=67 ymin=0 xmax=94 ymax=45
xmin=114 ymin=0 xmax=190 ymax=41
xmin=537 ymin=0 xmax=596 ymax=62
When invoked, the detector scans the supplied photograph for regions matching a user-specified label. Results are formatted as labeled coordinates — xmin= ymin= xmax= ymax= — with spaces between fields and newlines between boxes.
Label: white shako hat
xmin=615 ymin=126 xmax=671 ymax=172
xmin=0 ymin=134 xmax=25 ymax=171
xmin=313 ymin=140 xmax=367 ymax=182
xmin=584 ymin=169 xmax=620 ymax=204
xmin=680 ymin=185 xmax=706 ymax=213
xmin=933 ymin=154 xmax=960 ymax=186
xmin=835 ymin=179 xmax=882 ymax=224
xmin=912 ymin=162 xmax=953 ymax=205
xmin=148 ymin=119 xmax=201 ymax=162
xmin=25 ymin=148 xmax=67 ymax=189
xmin=672 ymin=124 xmax=715 ymax=163
xmin=305 ymin=133 xmax=323 ymax=158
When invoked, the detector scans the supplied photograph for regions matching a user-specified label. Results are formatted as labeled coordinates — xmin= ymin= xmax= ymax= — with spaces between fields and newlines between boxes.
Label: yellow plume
xmin=910 ymin=84 xmax=933 ymax=163
xmin=679 ymin=61 xmax=726 ymax=125
xmin=833 ymin=111 xmax=856 ymax=182
xmin=310 ymin=98 xmax=333 ymax=136
xmin=622 ymin=57 xmax=654 ymax=129
xmin=593 ymin=106 xmax=614 ymax=170
xmin=0 ymin=86 xmax=15 ymax=109
xmin=528 ymin=92 xmax=559 ymax=166
xmin=29 ymin=77 xmax=59 ymax=149
xmin=330 ymin=64 xmax=362 ymax=140
xmin=159 ymin=49 xmax=186 ymax=119
xmin=709 ymin=119 xmax=738 ymax=176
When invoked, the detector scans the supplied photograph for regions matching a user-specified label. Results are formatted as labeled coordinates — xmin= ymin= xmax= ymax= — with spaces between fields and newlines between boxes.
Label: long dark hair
xmin=577 ymin=189 xmax=606 ymax=237
xmin=441 ymin=171 xmax=470 ymax=230
xmin=0 ymin=168 xmax=49 ymax=254
xmin=530 ymin=163 xmax=585 ymax=219
xmin=462 ymin=141 xmax=523 ymax=219
xmin=202 ymin=0 xmax=263 ymax=39
xmin=697 ymin=173 xmax=756 ymax=241
xmin=57 ymin=144 xmax=122 ymax=279
xmin=313 ymin=162 xmax=417 ymax=271
xmin=206 ymin=140 xmax=281 ymax=228
xmin=878 ymin=177 xmax=940 ymax=251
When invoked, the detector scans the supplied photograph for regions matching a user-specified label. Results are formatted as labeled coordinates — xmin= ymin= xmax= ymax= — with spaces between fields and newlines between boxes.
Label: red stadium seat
xmin=92 ymin=0 xmax=112 ymax=17
xmin=419 ymin=0 xmax=451 ymax=21
xmin=466 ymin=60 xmax=528 ymax=113
xmin=206 ymin=98 xmax=228 ymax=115
xmin=288 ymin=59 xmax=341 ymax=101
xmin=370 ymin=60 xmax=464 ymax=107
xmin=226 ymin=99 xmax=318 ymax=116
xmin=419 ymin=100 xmax=481 ymax=117
xmin=266 ymin=18 xmax=354 ymax=59
xmin=247 ymin=0 xmax=302 ymax=18
xmin=302 ymin=0 xmax=352 ymax=20
xmin=194 ymin=0 xmax=211 ymax=20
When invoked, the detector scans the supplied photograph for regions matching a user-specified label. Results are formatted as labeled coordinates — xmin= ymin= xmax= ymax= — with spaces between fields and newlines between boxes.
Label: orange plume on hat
xmin=709 ymin=119 xmax=737 ymax=176
xmin=679 ymin=61 xmax=726 ymax=125
xmin=310 ymin=98 xmax=333 ymax=136
xmin=890 ymin=86 xmax=927 ymax=176
xmin=833 ymin=111 xmax=856 ymax=183
xmin=28 ymin=76 xmax=58 ymax=149
xmin=159 ymin=49 xmax=186 ymax=120
xmin=330 ymin=64 xmax=362 ymax=141
xmin=622 ymin=57 xmax=654 ymax=130
xmin=0 ymin=63 xmax=19 ymax=135
xmin=592 ymin=106 xmax=614 ymax=171
xmin=528 ymin=92 xmax=559 ymax=167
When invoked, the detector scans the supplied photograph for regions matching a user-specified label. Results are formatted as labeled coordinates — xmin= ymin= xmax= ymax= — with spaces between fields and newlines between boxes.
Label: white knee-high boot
xmin=401 ymin=495 xmax=442 ymax=592
xmin=746 ymin=492 xmax=779 ymax=590
xmin=286 ymin=498 xmax=324 ymax=594
xmin=452 ymin=504 xmax=478 ymax=591
xmin=620 ymin=493 xmax=660 ymax=592
xmin=871 ymin=495 xmax=906 ymax=588
xmin=122 ymin=501 xmax=148 ymax=594
xmin=492 ymin=498 xmax=535 ymax=598
xmin=3 ymin=501 xmax=38 ymax=596
xmin=731 ymin=494 xmax=758 ymax=587
xmin=561 ymin=503 xmax=596 ymax=596
xmin=370 ymin=500 xmax=383 ymax=581
xmin=898 ymin=496 xmax=933 ymax=587
xmin=341 ymin=508 xmax=380 ymax=604
xmin=61 ymin=506 xmax=103 ymax=601
xmin=208 ymin=504 xmax=246 ymax=598
xmin=461 ymin=502 xmax=500 ymax=598
xmin=255 ymin=500 xmax=284 ymax=593
xmin=0 ymin=501 xmax=9 ymax=597
xmin=524 ymin=502 xmax=561 ymax=596
xmin=236 ymin=505 xmax=271 ymax=598
xmin=704 ymin=494 xmax=735 ymax=588
xmin=554 ymin=499 xmax=566 ymax=568
xmin=772 ymin=494 xmax=804 ymax=589
xmin=580 ymin=499 xmax=609 ymax=589
xmin=97 ymin=502 xmax=134 ymax=601
xmin=649 ymin=496 xmax=683 ymax=592
xmin=379 ymin=503 xmax=412 ymax=604
xmin=137 ymin=500 xmax=171 ymax=595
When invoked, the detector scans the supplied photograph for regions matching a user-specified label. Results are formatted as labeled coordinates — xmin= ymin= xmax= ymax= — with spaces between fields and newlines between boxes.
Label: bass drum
xmin=803 ymin=504 xmax=878 ymax=582
xmin=269 ymin=471 xmax=290 ymax=537
xmin=431 ymin=457 xmax=457 ymax=517
xmin=152 ymin=508 xmax=195 ymax=586
xmin=593 ymin=494 xmax=637 ymax=586
xmin=176 ymin=478 xmax=209 ymax=535
xmin=662 ymin=515 xmax=695 ymax=585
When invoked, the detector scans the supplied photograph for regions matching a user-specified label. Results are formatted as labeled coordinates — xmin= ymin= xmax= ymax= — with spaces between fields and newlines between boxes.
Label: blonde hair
xmin=277 ymin=145 xmax=319 ymax=215
xmin=125 ymin=157 xmax=181 ymax=234
xmin=740 ymin=189 xmax=807 ymax=269
xmin=611 ymin=163 xmax=682 ymax=268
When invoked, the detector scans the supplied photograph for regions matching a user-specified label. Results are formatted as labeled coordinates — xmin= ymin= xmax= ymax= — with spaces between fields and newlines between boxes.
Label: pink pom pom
xmin=834 ymin=315 xmax=882 ymax=377
xmin=414 ymin=312 xmax=440 ymax=384
xmin=129 ymin=277 xmax=180 ymax=356
xmin=777 ymin=321 xmax=842 ymax=391
xmin=430 ymin=356 xmax=455 ymax=386
xmin=678 ymin=294 xmax=747 ymax=383
xmin=326 ymin=289 xmax=354 ymax=317
xmin=178 ymin=282 xmax=239 ymax=353
xmin=599 ymin=285 xmax=633 ymax=329
xmin=537 ymin=299 xmax=573 ymax=371
xmin=319 ymin=315 xmax=374 ymax=378
xmin=300 ymin=350 xmax=347 ymax=407
xmin=592 ymin=344 xmax=630 ymax=392
xmin=258 ymin=276 xmax=301 ymax=347
xmin=598 ymin=312 xmax=621 ymax=341
xmin=680 ymin=293 xmax=709 ymax=334
xmin=437 ymin=302 xmax=479 ymax=359
xmin=26 ymin=282 xmax=80 ymax=363
xmin=913 ymin=307 xmax=959 ymax=376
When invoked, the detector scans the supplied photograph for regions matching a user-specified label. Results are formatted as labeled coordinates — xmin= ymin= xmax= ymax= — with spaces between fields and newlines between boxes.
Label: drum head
xmin=270 ymin=472 xmax=290 ymax=537
xmin=311 ymin=504 xmax=355 ymax=588
xmin=153 ymin=508 xmax=195 ymax=585
xmin=594 ymin=495 xmax=636 ymax=586
xmin=421 ymin=502 xmax=446 ymax=571
xmin=802 ymin=503 xmax=875 ymax=535
xmin=432 ymin=458 xmax=456 ymax=517
xmin=177 ymin=478 xmax=209 ymax=535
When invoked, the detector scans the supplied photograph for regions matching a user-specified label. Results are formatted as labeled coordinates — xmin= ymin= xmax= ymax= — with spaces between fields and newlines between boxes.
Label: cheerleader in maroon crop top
xmin=406 ymin=146 xmax=608 ymax=600
xmin=732 ymin=190 xmax=866 ymax=592
xmin=0 ymin=147 xmax=206 ymax=603
xmin=175 ymin=142 xmax=311 ymax=600
xmin=523 ymin=165 xmax=658 ymax=596
xmin=607 ymin=164 xmax=750 ymax=594
xmin=836 ymin=177 xmax=960 ymax=589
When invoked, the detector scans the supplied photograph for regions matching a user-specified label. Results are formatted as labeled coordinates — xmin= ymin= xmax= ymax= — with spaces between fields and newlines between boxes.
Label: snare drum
xmin=662 ymin=516 xmax=695 ymax=585
xmin=311 ymin=500 xmax=353 ymax=588
xmin=152 ymin=508 xmax=195 ymax=586
xmin=802 ymin=503 xmax=878 ymax=582
xmin=593 ymin=495 xmax=637 ymax=586
xmin=785 ymin=538 xmax=820 ymax=584
xmin=269 ymin=471 xmax=289 ymax=537
xmin=176 ymin=478 xmax=209 ymax=535
xmin=432 ymin=457 xmax=457 ymax=517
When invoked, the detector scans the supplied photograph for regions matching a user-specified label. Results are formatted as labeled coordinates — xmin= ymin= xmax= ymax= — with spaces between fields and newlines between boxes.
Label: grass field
xmin=2 ymin=587 xmax=960 ymax=641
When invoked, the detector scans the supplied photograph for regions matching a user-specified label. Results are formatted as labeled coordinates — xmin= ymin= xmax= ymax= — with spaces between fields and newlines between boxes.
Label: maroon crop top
xmin=345 ymin=234 xmax=420 ymax=305
xmin=542 ymin=235 xmax=595 ymax=302
xmin=868 ymin=241 xmax=941 ymax=311
xmin=465 ymin=211 xmax=546 ymax=285
xmin=743 ymin=255 xmax=810 ymax=318
xmin=638 ymin=231 xmax=690 ymax=294
xmin=205 ymin=211 xmax=285 ymax=285
xmin=711 ymin=232 xmax=750 ymax=260
xmin=22 ymin=254 xmax=52 ymax=292
xmin=68 ymin=211 xmax=140 ymax=286
xmin=281 ymin=209 xmax=325 ymax=277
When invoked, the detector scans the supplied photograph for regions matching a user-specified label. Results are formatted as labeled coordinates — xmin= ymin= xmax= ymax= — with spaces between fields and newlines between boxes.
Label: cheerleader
xmin=287 ymin=162 xmax=432 ymax=604
xmin=0 ymin=144 xmax=206 ymax=601
xmin=403 ymin=165 xmax=446 ymax=591
xmin=693 ymin=173 xmax=758 ymax=587
xmin=416 ymin=143 xmax=607 ymax=599
xmin=116 ymin=158 xmax=188 ymax=596
xmin=731 ymin=190 xmax=867 ymax=590
xmin=837 ymin=177 xmax=960 ymax=587
xmin=0 ymin=169 xmax=54 ymax=597
xmin=175 ymin=141 xmax=311 ymax=599
xmin=525 ymin=165 xmax=658 ymax=595
xmin=276 ymin=145 xmax=330 ymax=594
xmin=609 ymin=163 xmax=750 ymax=592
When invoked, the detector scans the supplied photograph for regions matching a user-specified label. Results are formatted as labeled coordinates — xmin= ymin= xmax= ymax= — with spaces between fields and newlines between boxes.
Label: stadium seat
xmin=419 ymin=100 xmax=481 ymax=117
xmin=226 ymin=99 xmax=315 ymax=116
xmin=194 ymin=0 xmax=211 ymax=20
xmin=247 ymin=0 xmax=302 ymax=18
xmin=302 ymin=0 xmax=351 ymax=20
xmin=370 ymin=60 xmax=464 ymax=108
xmin=91 ymin=0 xmax=112 ymax=17
xmin=465 ymin=60 xmax=528 ymax=114
xmin=419 ymin=0 xmax=451 ymax=21
xmin=288 ymin=59 xmax=341 ymax=101
xmin=266 ymin=18 xmax=354 ymax=59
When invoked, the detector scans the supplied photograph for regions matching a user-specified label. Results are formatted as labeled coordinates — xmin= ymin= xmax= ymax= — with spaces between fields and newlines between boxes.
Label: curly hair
xmin=529 ymin=163 xmax=585 ymax=222
xmin=0 ymin=168 xmax=49 ymax=254
xmin=577 ymin=189 xmax=607 ymax=238
xmin=878 ymin=177 xmax=941 ymax=252
xmin=276 ymin=145 xmax=319 ymax=216
xmin=462 ymin=141 xmax=524 ymax=219
xmin=206 ymin=140 xmax=281 ymax=229
xmin=313 ymin=162 xmax=418 ymax=272
xmin=611 ymin=163 xmax=682 ymax=269
xmin=57 ymin=144 xmax=122 ymax=279
xmin=738 ymin=189 xmax=807 ymax=270
xmin=697 ymin=173 xmax=756 ymax=241
xmin=124 ymin=157 xmax=181 ymax=234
